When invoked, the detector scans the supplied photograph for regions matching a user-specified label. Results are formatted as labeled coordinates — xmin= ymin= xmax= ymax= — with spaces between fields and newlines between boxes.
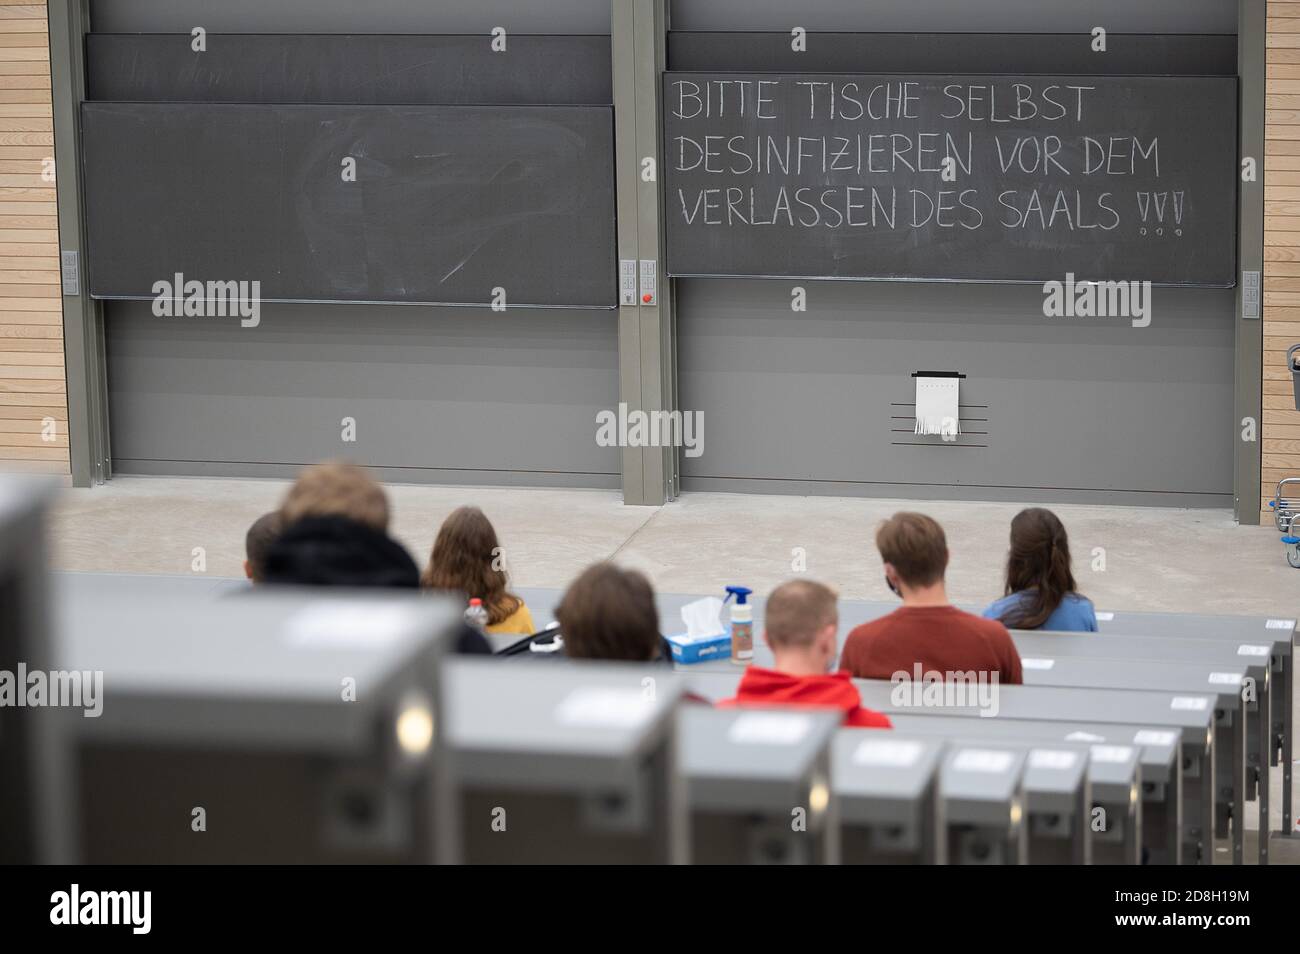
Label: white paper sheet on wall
xmin=914 ymin=375 xmax=960 ymax=438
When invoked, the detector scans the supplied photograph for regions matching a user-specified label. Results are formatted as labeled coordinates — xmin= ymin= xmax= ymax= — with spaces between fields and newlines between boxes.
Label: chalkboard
xmin=87 ymin=34 xmax=612 ymax=105
xmin=82 ymin=102 xmax=617 ymax=307
xmin=663 ymin=73 xmax=1238 ymax=286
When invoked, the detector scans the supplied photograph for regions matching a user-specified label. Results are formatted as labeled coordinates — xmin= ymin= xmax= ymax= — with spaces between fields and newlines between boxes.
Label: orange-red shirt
xmin=719 ymin=667 xmax=892 ymax=729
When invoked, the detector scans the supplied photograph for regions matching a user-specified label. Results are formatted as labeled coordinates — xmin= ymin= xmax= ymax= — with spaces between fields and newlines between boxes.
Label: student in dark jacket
xmin=261 ymin=461 xmax=489 ymax=654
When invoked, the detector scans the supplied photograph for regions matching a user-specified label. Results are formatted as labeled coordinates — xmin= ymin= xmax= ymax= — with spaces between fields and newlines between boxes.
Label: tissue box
xmin=664 ymin=629 xmax=732 ymax=665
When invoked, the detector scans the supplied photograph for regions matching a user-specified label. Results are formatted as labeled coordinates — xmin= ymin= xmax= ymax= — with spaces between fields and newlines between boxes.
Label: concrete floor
xmin=48 ymin=475 xmax=1300 ymax=619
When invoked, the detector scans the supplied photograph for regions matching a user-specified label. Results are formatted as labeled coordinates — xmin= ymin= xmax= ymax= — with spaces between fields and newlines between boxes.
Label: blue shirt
xmin=982 ymin=591 xmax=1098 ymax=632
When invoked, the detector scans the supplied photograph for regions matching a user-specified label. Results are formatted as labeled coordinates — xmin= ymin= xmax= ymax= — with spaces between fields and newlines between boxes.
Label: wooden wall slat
xmin=0 ymin=0 xmax=64 ymax=474
xmin=1266 ymin=11 xmax=1300 ymax=514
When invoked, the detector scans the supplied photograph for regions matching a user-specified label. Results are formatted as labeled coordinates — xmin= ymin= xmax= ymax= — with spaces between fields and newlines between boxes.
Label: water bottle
xmin=725 ymin=586 xmax=753 ymax=664
xmin=464 ymin=598 xmax=489 ymax=632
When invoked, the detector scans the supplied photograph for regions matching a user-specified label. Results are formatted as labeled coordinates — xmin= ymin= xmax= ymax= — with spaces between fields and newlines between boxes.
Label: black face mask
xmin=885 ymin=575 xmax=901 ymax=597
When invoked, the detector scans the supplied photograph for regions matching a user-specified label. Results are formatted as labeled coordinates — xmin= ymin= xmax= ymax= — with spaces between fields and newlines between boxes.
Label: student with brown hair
xmin=983 ymin=508 xmax=1097 ymax=632
xmin=839 ymin=512 xmax=1022 ymax=684
xmin=421 ymin=506 xmax=535 ymax=636
xmin=719 ymin=579 xmax=891 ymax=728
xmin=553 ymin=562 xmax=667 ymax=662
xmin=243 ymin=511 xmax=282 ymax=583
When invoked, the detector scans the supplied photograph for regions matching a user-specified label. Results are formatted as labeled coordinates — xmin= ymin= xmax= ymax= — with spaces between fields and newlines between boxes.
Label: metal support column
xmin=1236 ymin=0 xmax=1265 ymax=524
xmin=48 ymin=0 xmax=110 ymax=487
xmin=612 ymin=0 xmax=678 ymax=506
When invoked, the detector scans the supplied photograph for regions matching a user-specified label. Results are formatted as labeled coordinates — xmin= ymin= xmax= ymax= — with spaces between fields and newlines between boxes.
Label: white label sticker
xmin=1207 ymin=672 xmax=1242 ymax=685
xmin=1091 ymin=745 xmax=1135 ymax=764
xmin=952 ymin=749 xmax=1015 ymax=773
xmin=853 ymin=738 xmax=924 ymax=768
xmin=553 ymin=688 xmax=653 ymax=730
xmin=1021 ymin=657 xmax=1056 ymax=670
xmin=1095 ymin=611 xmax=1115 ymax=622
xmin=1237 ymin=644 xmax=1270 ymax=657
xmin=1028 ymin=749 xmax=1078 ymax=771
xmin=1266 ymin=619 xmax=1295 ymax=630
xmin=1171 ymin=696 xmax=1209 ymax=711
xmin=1133 ymin=730 xmax=1177 ymax=747
xmin=283 ymin=603 xmax=422 ymax=649
xmin=1065 ymin=731 xmax=1106 ymax=743
xmin=728 ymin=712 xmax=813 ymax=746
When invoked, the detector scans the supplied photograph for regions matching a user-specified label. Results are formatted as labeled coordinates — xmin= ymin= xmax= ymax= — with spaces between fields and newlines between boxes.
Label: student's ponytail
xmin=998 ymin=508 xmax=1079 ymax=630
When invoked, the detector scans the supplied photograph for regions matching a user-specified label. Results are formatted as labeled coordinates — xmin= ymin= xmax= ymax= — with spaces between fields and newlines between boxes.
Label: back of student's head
xmin=875 ymin=512 xmax=948 ymax=587
xmin=555 ymin=562 xmax=661 ymax=662
xmin=765 ymin=579 xmax=838 ymax=648
xmin=280 ymin=460 xmax=389 ymax=532
xmin=262 ymin=461 xmax=418 ymax=590
xmin=1000 ymin=507 xmax=1078 ymax=629
xmin=244 ymin=511 xmax=282 ymax=583
xmin=421 ymin=506 xmax=522 ymax=625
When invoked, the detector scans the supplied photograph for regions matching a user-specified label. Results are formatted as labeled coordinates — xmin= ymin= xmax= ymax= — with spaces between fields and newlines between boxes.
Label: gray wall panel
xmin=677 ymin=279 xmax=1233 ymax=504
xmin=668 ymin=0 xmax=1238 ymax=506
xmin=670 ymin=0 xmax=1237 ymax=35
xmin=666 ymin=33 xmax=1237 ymax=75
xmin=92 ymin=0 xmax=610 ymax=34
xmin=92 ymin=0 xmax=618 ymax=489
xmin=106 ymin=303 xmax=619 ymax=483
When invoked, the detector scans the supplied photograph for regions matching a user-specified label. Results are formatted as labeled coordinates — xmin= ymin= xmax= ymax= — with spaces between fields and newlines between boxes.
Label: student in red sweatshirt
xmin=839 ymin=512 xmax=1022 ymax=685
xmin=720 ymin=579 xmax=891 ymax=729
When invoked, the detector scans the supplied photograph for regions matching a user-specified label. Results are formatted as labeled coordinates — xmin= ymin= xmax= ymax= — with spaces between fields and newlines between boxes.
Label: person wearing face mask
xmin=839 ymin=512 xmax=1022 ymax=684
xmin=718 ymin=579 xmax=892 ymax=728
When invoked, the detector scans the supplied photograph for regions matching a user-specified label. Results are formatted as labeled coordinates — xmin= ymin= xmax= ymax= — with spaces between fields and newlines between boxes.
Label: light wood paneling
xmin=0 ymin=0 xmax=62 ymax=474
xmin=1264 ymin=3 xmax=1300 ymax=516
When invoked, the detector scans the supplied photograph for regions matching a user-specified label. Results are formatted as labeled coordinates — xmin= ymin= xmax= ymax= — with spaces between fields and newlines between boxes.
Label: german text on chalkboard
xmin=663 ymin=73 xmax=1238 ymax=286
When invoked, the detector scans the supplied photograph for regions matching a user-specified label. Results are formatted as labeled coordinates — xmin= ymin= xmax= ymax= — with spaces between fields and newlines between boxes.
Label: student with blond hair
xmin=261 ymin=461 xmax=418 ymax=588
xmin=421 ymin=506 xmax=535 ymax=636
xmin=719 ymin=579 xmax=891 ymax=728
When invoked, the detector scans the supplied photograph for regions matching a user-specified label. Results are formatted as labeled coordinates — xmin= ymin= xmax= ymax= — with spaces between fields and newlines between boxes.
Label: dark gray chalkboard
xmin=663 ymin=73 xmax=1238 ymax=286
xmin=87 ymin=34 xmax=612 ymax=105
xmin=82 ymin=102 xmax=616 ymax=307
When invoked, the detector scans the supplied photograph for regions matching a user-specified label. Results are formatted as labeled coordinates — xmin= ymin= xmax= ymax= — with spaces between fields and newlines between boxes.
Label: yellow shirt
xmin=486 ymin=601 xmax=536 ymax=636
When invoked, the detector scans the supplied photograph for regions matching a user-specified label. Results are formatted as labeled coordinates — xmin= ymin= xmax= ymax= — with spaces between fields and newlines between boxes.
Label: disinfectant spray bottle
xmin=725 ymin=586 xmax=753 ymax=664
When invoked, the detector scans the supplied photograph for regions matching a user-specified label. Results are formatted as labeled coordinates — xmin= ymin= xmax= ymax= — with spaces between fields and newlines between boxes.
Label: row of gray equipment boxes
xmin=1 ymin=478 xmax=1295 ymax=864
xmin=676 ymin=604 xmax=1298 ymax=866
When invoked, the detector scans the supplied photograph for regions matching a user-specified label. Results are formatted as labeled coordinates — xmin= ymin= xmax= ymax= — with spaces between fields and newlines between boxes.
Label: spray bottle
xmin=725 ymin=586 xmax=753 ymax=664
